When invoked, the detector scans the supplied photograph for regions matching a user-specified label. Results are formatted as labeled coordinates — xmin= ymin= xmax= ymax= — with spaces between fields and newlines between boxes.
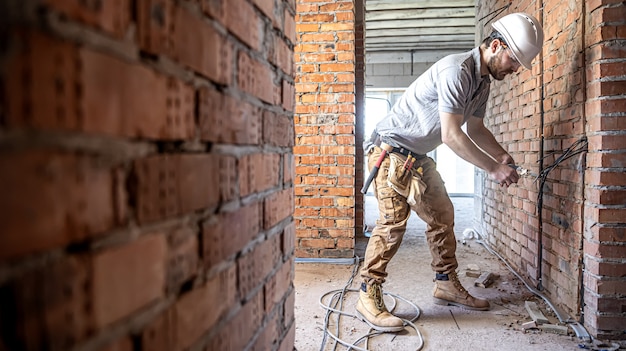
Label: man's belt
xmin=371 ymin=133 xmax=423 ymax=158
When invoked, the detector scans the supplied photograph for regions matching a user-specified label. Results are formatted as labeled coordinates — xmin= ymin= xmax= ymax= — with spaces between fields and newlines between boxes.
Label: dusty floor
xmin=294 ymin=196 xmax=588 ymax=351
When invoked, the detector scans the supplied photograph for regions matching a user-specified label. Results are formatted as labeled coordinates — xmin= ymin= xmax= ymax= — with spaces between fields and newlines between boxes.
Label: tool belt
xmin=371 ymin=131 xmax=425 ymax=160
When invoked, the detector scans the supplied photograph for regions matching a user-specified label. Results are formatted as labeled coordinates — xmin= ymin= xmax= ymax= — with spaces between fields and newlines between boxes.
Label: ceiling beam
xmin=366 ymin=43 xmax=474 ymax=51
xmin=366 ymin=0 xmax=474 ymax=11
xmin=366 ymin=50 xmax=463 ymax=63
xmin=366 ymin=34 xmax=475 ymax=45
xmin=366 ymin=8 xmax=474 ymax=22
xmin=366 ymin=26 xmax=475 ymax=38
xmin=366 ymin=17 xmax=475 ymax=30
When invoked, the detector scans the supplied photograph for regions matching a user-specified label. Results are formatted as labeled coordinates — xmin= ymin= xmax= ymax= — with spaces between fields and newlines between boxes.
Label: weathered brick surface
xmin=477 ymin=0 xmax=626 ymax=340
xmin=44 ymin=0 xmax=132 ymax=38
xmin=133 ymin=154 xmax=220 ymax=223
xmin=0 ymin=256 xmax=90 ymax=351
xmin=294 ymin=0 xmax=357 ymax=258
xmin=92 ymin=234 xmax=167 ymax=327
xmin=1 ymin=0 xmax=295 ymax=350
xmin=0 ymin=150 xmax=120 ymax=261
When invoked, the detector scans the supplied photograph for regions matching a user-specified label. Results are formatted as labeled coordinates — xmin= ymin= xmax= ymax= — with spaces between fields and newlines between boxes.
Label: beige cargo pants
xmin=361 ymin=146 xmax=458 ymax=284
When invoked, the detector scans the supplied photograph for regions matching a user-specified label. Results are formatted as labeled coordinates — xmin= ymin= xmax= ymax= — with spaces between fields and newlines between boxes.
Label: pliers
xmin=508 ymin=164 xmax=539 ymax=180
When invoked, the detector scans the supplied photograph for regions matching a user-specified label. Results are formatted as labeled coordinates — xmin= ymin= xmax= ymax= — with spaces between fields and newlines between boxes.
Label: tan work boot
xmin=355 ymin=282 xmax=404 ymax=332
xmin=433 ymin=272 xmax=490 ymax=311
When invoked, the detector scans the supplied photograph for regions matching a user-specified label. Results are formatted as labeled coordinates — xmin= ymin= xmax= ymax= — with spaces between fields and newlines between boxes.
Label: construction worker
xmin=357 ymin=13 xmax=544 ymax=332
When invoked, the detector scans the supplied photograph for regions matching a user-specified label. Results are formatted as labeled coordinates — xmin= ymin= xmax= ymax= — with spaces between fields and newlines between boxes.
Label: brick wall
xmin=477 ymin=0 xmax=626 ymax=340
xmin=0 ymin=0 xmax=296 ymax=350
xmin=294 ymin=0 xmax=358 ymax=258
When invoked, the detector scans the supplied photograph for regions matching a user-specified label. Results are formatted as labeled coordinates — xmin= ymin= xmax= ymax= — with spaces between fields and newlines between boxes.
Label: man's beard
xmin=487 ymin=53 xmax=508 ymax=81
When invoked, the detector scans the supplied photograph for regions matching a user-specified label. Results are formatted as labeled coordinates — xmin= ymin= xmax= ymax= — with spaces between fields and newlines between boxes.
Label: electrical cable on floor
xmin=475 ymin=236 xmax=591 ymax=342
xmin=318 ymin=257 xmax=424 ymax=351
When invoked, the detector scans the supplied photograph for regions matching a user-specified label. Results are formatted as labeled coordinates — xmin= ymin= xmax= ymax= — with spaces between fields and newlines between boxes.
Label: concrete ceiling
xmin=365 ymin=0 xmax=477 ymax=64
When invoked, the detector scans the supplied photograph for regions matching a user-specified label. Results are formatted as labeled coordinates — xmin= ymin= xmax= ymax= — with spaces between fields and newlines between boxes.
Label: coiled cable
xmin=318 ymin=257 xmax=424 ymax=351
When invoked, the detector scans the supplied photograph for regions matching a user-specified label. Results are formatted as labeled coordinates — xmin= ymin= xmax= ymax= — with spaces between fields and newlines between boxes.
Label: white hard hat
xmin=492 ymin=13 xmax=544 ymax=69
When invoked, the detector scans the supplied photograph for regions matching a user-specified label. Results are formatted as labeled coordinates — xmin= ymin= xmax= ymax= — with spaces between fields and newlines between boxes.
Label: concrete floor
xmin=294 ymin=196 xmax=586 ymax=351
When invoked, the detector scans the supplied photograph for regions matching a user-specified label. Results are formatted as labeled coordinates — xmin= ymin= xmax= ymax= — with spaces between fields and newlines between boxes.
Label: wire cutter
xmin=508 ymin=164 xmax=539 ymax=179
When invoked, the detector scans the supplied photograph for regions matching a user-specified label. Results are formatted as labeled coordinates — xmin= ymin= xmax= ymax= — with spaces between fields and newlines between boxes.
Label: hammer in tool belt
xmin=361 ymin=142 xmax=394 ymax=194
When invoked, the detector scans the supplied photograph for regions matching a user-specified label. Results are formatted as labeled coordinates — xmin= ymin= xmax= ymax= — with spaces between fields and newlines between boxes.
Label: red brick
xmin=585 ymin=240 xmax=626 ymax=259
xmin=250 ymin=313 xmax=279 ymax=351
xmin=200 ymin=0 xmax=226 ymax=22
xmin=278 ymin=323 xmax=296 ymax=351
xmin=0 ymin=150 xmax=119 ymax=260
xmin=80 ymin=49 xmax=194 ymax=139
xmin=44 ymin=0 xmax=132 ymax=38
xmin=586 ymin=188 xmax=626 ymax=205
xmin=274 ymin=36 xmax=294 ymax=75
xmin=0 ymin=256 xmax=90 ymax=351
xmin=590 ymin=225 xmax=626 ymax=242
xmin=175 ymin=265 xmax=237 ymax=350
xmin=251 ymin=0 xmax=274 ymax=20
xmin=238 ymin=235 xmax=281 ymax=299
xmin=165 ymin=227 xmax=199 ymax=294
xmin=92 ymin=234 xmax=166 ymax=327
xmin=283 ymin=80 xmax=296 ymax=111
xmin=4 ymin=30 xmax=80 ymax=131
xmin=227 ymin=292 xmax=264 ymax=351
xmin=198 ymin=87 xmax=262 ymax=144
xmin=171 ymin=5 xmax=232 ymax=84
xmin=283 ymin=287 xmax=295 ymax=328
xmin=100 ymin=336 xmax=133 ymax=351
xmin=299 ymin=238 xmax=334 ymax=248
xmin=133 ymin=154 xmax=220 ymax=223
xmin=238 ymin=51 xmax=275 ymax=103
xmin=136 ymin=0 xmax=172 ymax=54
xmin=264 ymin=111 xmax=295 ymax=147
xmin=201 ymin=203 xmax=261 ymax=268
xmin=215 ymin=155 xmax=236 ymax=203
xmin=264 ymin=258 xmax=294 ymax=314
xmin=585 ymin=258 xmax=626 ymax=277
xmin=239 ymin=153 xmax=281 ymax=196
xmin=264 ymin=188 xmax=295 ymax=229
xmin=141 ymin=308 xmax=175 ymax=351
xmin=226 ymin=0 xmax=263 ymax=50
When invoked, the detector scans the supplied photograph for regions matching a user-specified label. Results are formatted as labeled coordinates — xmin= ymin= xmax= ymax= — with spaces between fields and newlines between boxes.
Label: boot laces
xmin=369 ymin=283 xmax=387 ymax=312
xmin=449 ymin=273 xmax=469 ymax=294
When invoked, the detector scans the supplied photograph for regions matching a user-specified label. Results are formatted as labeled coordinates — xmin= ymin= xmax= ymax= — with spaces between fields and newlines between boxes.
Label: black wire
xmin=478 ymin=2 xmax=512 ymax=25
xmin=535 ymin=137 xmax=588 ymax=184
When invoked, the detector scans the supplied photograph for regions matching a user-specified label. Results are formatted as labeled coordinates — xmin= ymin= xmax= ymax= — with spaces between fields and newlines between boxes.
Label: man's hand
xmin=489 ymin=163 xmax=519 ymax=187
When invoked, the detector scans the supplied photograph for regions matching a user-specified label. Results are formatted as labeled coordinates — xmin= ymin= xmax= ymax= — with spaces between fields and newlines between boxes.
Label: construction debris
xmin=466 ymin=270 xmax=482 ymax=278
xmin=474 ymin=272 xmax=498 ymax=288
xmin=521 ymin=321 xmax=537 ymax=330
xmin=524 ymin=301 xmax=549 ymax=325
xmin=538 ymin=324 xmax=569 ymax=335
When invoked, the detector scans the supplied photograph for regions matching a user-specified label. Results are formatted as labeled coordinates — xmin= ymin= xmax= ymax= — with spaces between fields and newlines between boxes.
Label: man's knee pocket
xmin=378 ymin=192 xmax=410 ymax=224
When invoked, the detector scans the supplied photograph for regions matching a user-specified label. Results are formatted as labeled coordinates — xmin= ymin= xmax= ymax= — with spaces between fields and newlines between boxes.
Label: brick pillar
xmin=0 ymin=0 xmax=296 ymax=350
xmin=583 ymin=0 xmax=626 ymax=340
xmin=294 ymin=0 xmax=357 ymax=258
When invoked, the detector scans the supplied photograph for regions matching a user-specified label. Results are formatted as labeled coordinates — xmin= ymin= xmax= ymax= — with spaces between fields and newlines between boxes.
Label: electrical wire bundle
xmin=536 ymin=136 xmax=588 ymax=187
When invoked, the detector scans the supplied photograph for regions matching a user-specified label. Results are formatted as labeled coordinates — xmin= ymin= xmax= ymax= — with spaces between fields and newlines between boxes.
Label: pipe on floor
xmin=295 ymin=257 xmax=359 ymax=265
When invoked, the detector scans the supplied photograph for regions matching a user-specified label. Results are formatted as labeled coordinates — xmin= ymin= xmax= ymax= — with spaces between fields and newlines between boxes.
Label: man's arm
xmin=466 ymin=115 xmax=513 ymax=165
xmin=440 ymin=112 xmax=518 ymax=186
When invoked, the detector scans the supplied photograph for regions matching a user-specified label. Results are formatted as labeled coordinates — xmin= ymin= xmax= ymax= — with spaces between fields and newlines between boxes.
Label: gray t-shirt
xmin=370 ymin=47 xmax=491 ymax=155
